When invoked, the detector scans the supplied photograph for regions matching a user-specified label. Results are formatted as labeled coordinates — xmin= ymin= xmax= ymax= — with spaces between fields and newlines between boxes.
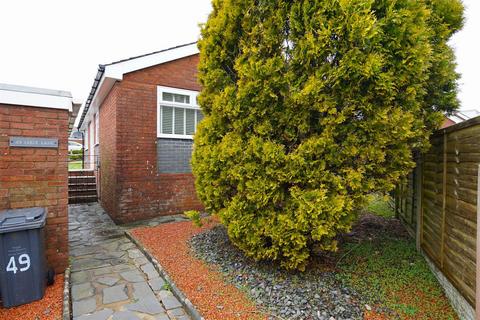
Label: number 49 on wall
xmin=6 ymin=254 xmax=31 ymax=274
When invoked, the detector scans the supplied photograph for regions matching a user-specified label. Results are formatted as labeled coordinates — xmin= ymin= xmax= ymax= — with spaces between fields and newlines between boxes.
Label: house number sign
xmin=9 ymin=137 xmax=58 ymax=148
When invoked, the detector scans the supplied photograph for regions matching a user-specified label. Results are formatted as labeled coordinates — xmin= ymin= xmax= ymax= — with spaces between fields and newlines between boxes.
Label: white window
xmin=89 ymin=121 xmax=94 ymax=151
xmin=157 ymin=86 xmax=203 ymax=139
xmin=84 ymin=126 xmax=89 ymax=151
xmin=94 ymin=113 xmax=99 ymax=145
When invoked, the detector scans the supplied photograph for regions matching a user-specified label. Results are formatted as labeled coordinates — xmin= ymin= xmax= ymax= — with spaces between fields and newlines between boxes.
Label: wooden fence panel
xmin=396 ymin=117 xmax=480 ymax=308
xmin=421 ymin=135 xmax=445 ymax=266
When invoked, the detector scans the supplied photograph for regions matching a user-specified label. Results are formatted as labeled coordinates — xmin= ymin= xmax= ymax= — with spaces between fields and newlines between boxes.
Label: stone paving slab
xmin=72 ymin=282 xmax=94 ymax=300
xmin=126 ymin=295 xmax=165 ymax=314
xmin=96 ymin=276 xmax=119 ymax=286
xmin=149 ymin=277 xmax=166 ymax=292
xmin=141 ymin=263 xmax=158 ymax=280
xmin=111 ymin=310 xmax=141 ymax=320
xmin=76 ymin=309 xmax=113 ymax=320
xmin=69 ymin=203 xmax=191 ymax=320
xmin=73 ymin=297 xmax=96 ymax=317
xmin=102 ymin=284 xmax=128 ymax=304
xmin=158 ymin=290 xmax=183 ymax=310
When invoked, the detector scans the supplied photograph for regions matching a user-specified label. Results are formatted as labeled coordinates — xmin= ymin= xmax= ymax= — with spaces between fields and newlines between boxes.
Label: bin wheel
xmin=46 ymin=268 xmax=55 ymax=286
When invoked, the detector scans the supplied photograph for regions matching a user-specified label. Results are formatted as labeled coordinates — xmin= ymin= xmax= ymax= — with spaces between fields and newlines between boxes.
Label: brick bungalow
xmin=0 ymin=83 xmax=76 ymax=273
xmin=77 ymin=43 xmax=204 ymax=223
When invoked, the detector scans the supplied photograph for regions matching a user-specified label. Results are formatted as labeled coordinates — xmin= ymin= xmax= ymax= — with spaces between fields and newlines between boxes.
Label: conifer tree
xmin=192 ymin=0 xmax=463 ymax=270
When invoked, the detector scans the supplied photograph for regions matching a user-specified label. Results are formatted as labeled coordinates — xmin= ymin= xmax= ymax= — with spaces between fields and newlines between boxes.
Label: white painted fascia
xmin=79 ymin=76 xmax=116 ymax=131
xmin=448 ymin=115 xmax=464 ymax=124
xmin=0 ymin=83 xmax=72 ymax=111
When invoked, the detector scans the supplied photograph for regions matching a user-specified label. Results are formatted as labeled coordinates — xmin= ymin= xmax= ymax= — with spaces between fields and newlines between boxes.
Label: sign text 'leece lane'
xmin=9 ymin=137 xmax=59 ymax=148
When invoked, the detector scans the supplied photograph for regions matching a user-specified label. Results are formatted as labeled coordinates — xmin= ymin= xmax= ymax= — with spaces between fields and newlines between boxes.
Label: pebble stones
xmin=189 ymin=226 xmax=364 ymax=320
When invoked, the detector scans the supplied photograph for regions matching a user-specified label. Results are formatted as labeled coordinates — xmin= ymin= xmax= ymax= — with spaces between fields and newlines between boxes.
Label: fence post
xmin=476 ymin=164 xmax=480 ymax=319
xmin=440 ymin=131 xmax=447 ymax=268
xmin=415 ymin=154 xmax=423 ymax=251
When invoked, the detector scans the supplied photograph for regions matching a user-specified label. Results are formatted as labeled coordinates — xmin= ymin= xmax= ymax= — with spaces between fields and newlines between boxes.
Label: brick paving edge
xmin=125 ymin=230 xmax=204 ymax=320
xmin=62 ymin=267 xmax=71 ymax=320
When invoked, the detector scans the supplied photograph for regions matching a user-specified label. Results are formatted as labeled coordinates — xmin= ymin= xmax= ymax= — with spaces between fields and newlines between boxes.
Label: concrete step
xmin=69 ymin=189 xmax=97 ymax=196
xmin=69 ymin=194 xmax=98 ymax=204
xmin=68 ymin=183 xmax=96 ymax=190
xmin=69 ymin=177 xmax=96 ymax=185
xmin=68 ymin=170 xmax=97 ymax=204
xmin=68 ymin=170 xmax=95 ymax=177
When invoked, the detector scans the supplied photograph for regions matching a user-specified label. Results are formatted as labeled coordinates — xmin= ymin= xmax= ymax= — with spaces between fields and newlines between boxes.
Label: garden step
xmin=68 ymin=176 xmax=96 ymax=180
xmin=68 ymin=170 xmax=95 ymax=177
xmin=69 ymin=195 xmax=98 ymax=204
xmin=69 ymin=190 xmax=97 ymax=196
xmin=69 ymin=184 xmax=97 ymax=190
xmin=68 ymin=170 xmax=97 ymax=204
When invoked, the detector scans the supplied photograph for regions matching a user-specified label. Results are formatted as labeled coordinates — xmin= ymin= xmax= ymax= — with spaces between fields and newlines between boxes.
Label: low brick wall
xmin=0 ymin=104 xmax=69 ymax=273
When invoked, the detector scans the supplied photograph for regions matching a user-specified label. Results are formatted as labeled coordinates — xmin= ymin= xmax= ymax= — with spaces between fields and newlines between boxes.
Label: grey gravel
xmin=189 ymin=226 xmax=364 ymax=320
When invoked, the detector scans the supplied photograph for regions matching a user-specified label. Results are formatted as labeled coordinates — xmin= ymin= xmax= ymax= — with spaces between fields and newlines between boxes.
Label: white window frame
xmin=157 ymin=86 xmax=200 ymax=139
xmin=94 ymin=112 xmax=99 ymax=146
xmin=84 ymin=125 xmax=89 ymax=151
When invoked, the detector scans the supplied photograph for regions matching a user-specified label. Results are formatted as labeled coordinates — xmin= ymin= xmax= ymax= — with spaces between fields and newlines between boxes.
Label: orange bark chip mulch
xmin=0 ymin=274 xmax=64 ymax=320
xmin=131 ymin=220 xmax=266 ymax=320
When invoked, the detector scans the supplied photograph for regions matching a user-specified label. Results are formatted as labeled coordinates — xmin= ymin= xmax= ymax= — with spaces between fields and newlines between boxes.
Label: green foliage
xmin=184 ymin=210 xmax=203 ymax=227
xmin=68 ymin=161 xmax=82 ymax=170
xmin=193 ymin=0 xmax=463 ymax=270
xmin=69 ymin=154 xmax=82 ymax=161
xmin=365 ymin=194 xmax=394 ymax=218
xmin=335 ymin=235 xmax=456 ymax=319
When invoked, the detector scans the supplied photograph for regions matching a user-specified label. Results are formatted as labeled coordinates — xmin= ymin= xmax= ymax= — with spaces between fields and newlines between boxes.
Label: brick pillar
xmin=0 ymin=104 xmax=69 ymax=273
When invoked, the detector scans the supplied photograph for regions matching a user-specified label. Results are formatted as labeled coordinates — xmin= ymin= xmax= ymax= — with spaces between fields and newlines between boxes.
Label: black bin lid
xmin=0 ymin=207 xmax=47 ymax=234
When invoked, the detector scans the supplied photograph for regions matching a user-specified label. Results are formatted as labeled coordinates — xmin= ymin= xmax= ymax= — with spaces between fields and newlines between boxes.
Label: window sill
xmin=157 ymin=134 xmax=194 ymax=140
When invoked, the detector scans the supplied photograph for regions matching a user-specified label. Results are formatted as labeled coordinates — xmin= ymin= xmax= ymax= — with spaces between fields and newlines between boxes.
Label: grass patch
xmin=68 ymin=161 xmax=82 ymax=170
xmin=335 ymin=230 xmax=457 ymax=319
xmin=365 ymin=194 xmax=395 ymax=218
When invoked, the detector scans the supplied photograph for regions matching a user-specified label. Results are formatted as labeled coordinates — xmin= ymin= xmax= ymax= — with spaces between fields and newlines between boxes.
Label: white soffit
xmin=0 ymin=83 xmax=73 ymax=111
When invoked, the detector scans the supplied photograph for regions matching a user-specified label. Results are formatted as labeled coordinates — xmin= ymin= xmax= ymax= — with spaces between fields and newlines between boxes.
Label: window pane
xmin=186 ymin=109 xmax=195 ymax=135
xmin=173 ymin=94 xmax=185 ymax=103
xmin=162 ymin=92 xmax=173 ymax=102
xmin=196 ymin=110 xmax=204 ymax=125
xmin=174 ymin=107 xmax=185 ymax=135
xmin=173 ymin=93 xmax=190 ymax=104
xmin=161 ymin=106 xmax=173 ymax=134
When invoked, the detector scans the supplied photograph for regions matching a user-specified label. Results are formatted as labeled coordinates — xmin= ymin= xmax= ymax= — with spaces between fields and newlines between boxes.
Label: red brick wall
xmin=98 ymin=54 xmax=203 ymax=223
xmin=441 ymin=117 xmax=456 ymax=129
xmin=99 ymin=84 xmax=119 ymax=219
xmin=0 ymin=104 xmax=69 ymax=273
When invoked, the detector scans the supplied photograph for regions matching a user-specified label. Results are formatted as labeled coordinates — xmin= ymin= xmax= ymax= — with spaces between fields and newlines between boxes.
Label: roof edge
xmin=0 ymin=83 xmax=72 ymax=98
xmin=77 ymin=42 xmax=198 ymax=129
xmin=105 ymin=41 xmax=197 ymax=67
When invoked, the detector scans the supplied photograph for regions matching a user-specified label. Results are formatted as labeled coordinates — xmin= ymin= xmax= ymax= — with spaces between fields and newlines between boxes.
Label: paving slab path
xmin=69 ymin=203 xmax=192 ymax=320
